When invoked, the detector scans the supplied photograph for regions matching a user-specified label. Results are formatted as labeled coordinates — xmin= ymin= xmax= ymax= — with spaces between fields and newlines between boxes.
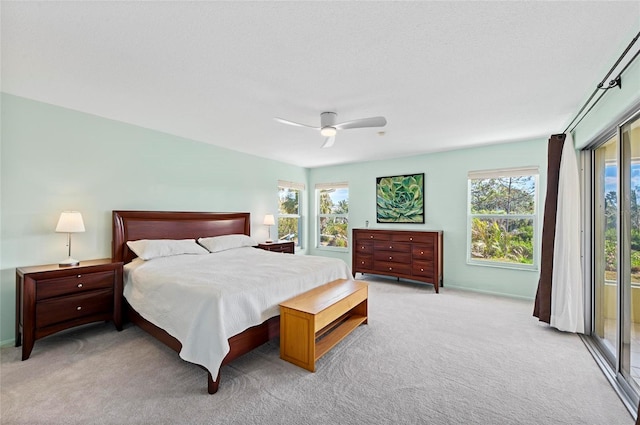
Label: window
xmin=316 ymin=182 xmax=349 ymax=250
xmin=278 ymin=180 xmax=304 ymax=248
xmin=467 ymin=167 xmax=539 ymax=268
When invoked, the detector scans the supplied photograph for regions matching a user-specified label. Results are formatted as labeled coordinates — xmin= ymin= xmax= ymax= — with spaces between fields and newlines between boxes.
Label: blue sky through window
xmin=604 ymin=163 xmax=640 ymax=195
xmin=328 ymin=188 xmax=348 ymax=204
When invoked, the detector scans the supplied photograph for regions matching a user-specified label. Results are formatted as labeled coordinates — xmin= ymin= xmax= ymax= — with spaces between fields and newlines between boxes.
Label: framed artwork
xmin=376 ymin=173 xmax=425 ymax=223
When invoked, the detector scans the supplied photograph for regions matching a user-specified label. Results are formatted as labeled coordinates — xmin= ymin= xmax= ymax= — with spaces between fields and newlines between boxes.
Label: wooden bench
xmin=279 ymin=279 xmax=368 ymax=372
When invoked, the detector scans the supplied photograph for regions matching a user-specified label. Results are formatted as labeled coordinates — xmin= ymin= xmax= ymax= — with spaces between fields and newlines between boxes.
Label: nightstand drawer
xmin=36 ymin=289 xmax=113 ymax=328
xmin=36 ymin=271 xmax=115 ymax=301
xmin=257 ymin=241 xmax=294 ymax=254
xmin=268 ymin=245 xmax=289 ymax=252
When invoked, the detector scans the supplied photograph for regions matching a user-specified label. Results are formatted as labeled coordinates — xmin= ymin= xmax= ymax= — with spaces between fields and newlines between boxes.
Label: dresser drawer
xmin=374 ymin=251 xmax=411 ymax=264
xmin=391 ymin=233 xmax=434 ymax=244
xmin=412 ymin=245 xmax=434 ymax=260
xmin=36 ymin=289 xmax=113 ymax=328
xmin=373 ymin=241 xmax=411 ymax=253
xmin=354 ymin=254 xmax=374 ymax=270
xmin=412 ymin=261 xmax=435 ymax=278
xmin=354 ymin=241 xmax=373 ymax=254
xmin=375 ymin=261 xmax=412 ymax=275
xmin=36 ymin=271 xmax=115 ymax=301
xmin=355 ymin=231 xmax=390 ymax=241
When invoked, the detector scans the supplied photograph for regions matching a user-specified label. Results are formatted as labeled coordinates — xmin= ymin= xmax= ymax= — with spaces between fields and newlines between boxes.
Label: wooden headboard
xmin=112 ymin=211 xmax=251 ymax=264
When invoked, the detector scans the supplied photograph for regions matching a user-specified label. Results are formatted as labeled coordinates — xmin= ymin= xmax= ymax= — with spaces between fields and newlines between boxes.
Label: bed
xmin=112 ymin=210 xmax=351 ymax=394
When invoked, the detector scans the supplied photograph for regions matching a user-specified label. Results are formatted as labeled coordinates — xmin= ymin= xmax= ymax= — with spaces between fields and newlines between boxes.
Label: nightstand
xmin=257 ymin=241 xmax=295 ymax=254
xmin=15 ymin=258 xmax=123 ymax=360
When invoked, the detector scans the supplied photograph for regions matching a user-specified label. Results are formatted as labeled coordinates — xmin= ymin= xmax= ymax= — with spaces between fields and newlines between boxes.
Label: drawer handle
xmin=389 ymin=267 xmax=393 ymax=270
xmin=361 ymin=246 xmax=365 ymax=249
xmin=361 ymin=261 xmax=365 ymax=265
xmin=370 ymin=236 xmax=373 ymax=239
xmin=77 ymin=283 xmax=83 ymax=288
xmin=77 ymin=274 xmax=82 ymax=278
xmin=410 ymin=237 xmax=413 ymax=241
xmin=421 ymin=268 xmax=424 ymax=272
xmin=389 ymin=245 xmax=393 ymax=249
xmin=389 ymin=256 xmax=392 ymax=260
xmin=420 ymin=251 xmax=424 ymax=255
xmin=76 ymin=306 xmax=82 ymax=311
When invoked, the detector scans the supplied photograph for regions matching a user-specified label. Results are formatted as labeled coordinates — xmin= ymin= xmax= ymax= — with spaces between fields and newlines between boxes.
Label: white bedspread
xmin=123 ymin=247 xmax=351 ymax=377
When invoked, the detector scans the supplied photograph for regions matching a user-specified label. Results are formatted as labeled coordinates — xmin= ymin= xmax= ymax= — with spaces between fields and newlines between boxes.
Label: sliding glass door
xmin=593 ymin=136 xmax=618 ymax=364
xmin=590 ymin=111 xmax=640 ymax=399
xmin=620 ymin=115 xmax=640 ymax=390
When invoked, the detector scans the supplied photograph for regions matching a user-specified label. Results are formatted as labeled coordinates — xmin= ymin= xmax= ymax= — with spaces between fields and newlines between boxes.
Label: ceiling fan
xmin=275 ymin=111 xmax=387 ymax=148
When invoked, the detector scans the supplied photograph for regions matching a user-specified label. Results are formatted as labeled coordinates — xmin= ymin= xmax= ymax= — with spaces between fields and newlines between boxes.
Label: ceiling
xmin=2 ymin=2 xmax=639 ymax=168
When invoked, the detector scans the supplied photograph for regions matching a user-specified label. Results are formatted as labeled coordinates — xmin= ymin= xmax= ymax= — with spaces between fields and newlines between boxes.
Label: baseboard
xmin=0 ymin=337 xmax=16 ymax=348
xmin=442 ymin=283 xmax=535 ymax=301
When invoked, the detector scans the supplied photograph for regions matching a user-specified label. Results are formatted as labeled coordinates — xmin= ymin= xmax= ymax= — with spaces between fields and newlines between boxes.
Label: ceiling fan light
xmin=320 ymin=127 xmax=337 ymax=137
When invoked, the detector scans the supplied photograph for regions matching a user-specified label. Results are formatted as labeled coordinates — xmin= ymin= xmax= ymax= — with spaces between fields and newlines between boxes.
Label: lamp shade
xmin=55 ymin=211 xmax=85 ymax=233
xmin=263 ymin=214 xmax=275 ymax=226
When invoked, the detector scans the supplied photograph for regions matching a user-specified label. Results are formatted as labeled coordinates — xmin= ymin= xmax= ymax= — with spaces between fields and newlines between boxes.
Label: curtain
xmin=533 ymin=133 xmax=585 ymax=333
xmin=533 ymin=134 xmax=565 ymax=323
xmin=550 ymin=133 xmax=585 ymax=333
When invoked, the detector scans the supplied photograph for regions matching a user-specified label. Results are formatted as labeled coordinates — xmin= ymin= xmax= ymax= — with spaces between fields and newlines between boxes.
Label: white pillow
xmin=126 ymin=239 xmax=209 ymax=260
xmin=197 ymin=234 xmax=258 ymax=253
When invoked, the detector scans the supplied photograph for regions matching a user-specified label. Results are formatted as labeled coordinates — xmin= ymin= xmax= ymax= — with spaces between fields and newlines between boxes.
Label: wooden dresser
xmin=352 ymin=229 xmax=443 ymax=292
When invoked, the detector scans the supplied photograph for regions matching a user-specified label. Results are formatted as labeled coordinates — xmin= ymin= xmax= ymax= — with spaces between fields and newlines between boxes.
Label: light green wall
xmin=0 ymin=93 xmax=308 ymax=345
xmin=309 ymin=138 xmax=548 ymax=300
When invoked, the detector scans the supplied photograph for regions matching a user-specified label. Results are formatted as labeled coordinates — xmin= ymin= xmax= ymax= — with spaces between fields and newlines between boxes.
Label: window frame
xmin=315 ymin=182 xmax=349 ymax=252
xmin=466 ymin=167 xmax=539 ymax=271
xmin=277 ymin=180 xmax=304 ymax=249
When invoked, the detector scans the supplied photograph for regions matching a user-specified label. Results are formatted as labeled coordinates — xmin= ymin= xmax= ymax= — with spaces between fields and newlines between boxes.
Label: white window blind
xmin=315 ymin=182 xmax=348 ymax=190
xmin=468 ymin=166 xmax=539 ymax=180
xmin=278 ymin=180 xmax=305 ymax=190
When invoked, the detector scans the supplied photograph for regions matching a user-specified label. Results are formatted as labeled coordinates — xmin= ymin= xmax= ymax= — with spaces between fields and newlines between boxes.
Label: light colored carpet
xmin=0 ymin=278 xmax=633 ymax=425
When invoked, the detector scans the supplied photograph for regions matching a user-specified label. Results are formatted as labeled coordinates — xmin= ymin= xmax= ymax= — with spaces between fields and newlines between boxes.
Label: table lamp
xmin=263 ymin=214 xmax=275 ymax=243
xmin=55 ymin=211 xmax=85 ymax=266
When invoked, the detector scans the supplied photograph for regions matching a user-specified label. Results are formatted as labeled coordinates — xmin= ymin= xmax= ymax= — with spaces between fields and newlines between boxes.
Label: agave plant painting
xmin=376 ymin=173 xmax=425 ymax=223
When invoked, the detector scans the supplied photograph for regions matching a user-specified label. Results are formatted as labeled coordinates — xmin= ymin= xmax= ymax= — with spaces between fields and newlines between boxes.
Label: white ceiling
xmin=2 ymin=1 xmax=639 ymax=168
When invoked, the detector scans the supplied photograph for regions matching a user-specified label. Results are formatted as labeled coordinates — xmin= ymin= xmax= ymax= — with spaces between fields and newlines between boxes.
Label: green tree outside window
xmin=468 ymin=173 xmax=537 ymax=266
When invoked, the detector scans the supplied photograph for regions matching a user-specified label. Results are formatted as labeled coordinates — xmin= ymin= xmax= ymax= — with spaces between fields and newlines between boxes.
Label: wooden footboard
xmin=125 ymin=301 xmax=280 ymax=394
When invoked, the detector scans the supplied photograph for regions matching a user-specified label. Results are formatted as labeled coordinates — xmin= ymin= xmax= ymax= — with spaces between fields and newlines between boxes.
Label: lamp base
xmin=59 ymin=257 xmax=80 ymax=267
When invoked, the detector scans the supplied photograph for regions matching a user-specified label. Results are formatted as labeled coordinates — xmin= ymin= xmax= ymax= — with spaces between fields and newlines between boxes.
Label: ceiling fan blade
xmin=274 ymin=117 xmax=319 ymax=129
xmin=334 ymin=116 xmax=387 ymax=130
xmin=321 ymin=136 xmax=336 ymax=148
